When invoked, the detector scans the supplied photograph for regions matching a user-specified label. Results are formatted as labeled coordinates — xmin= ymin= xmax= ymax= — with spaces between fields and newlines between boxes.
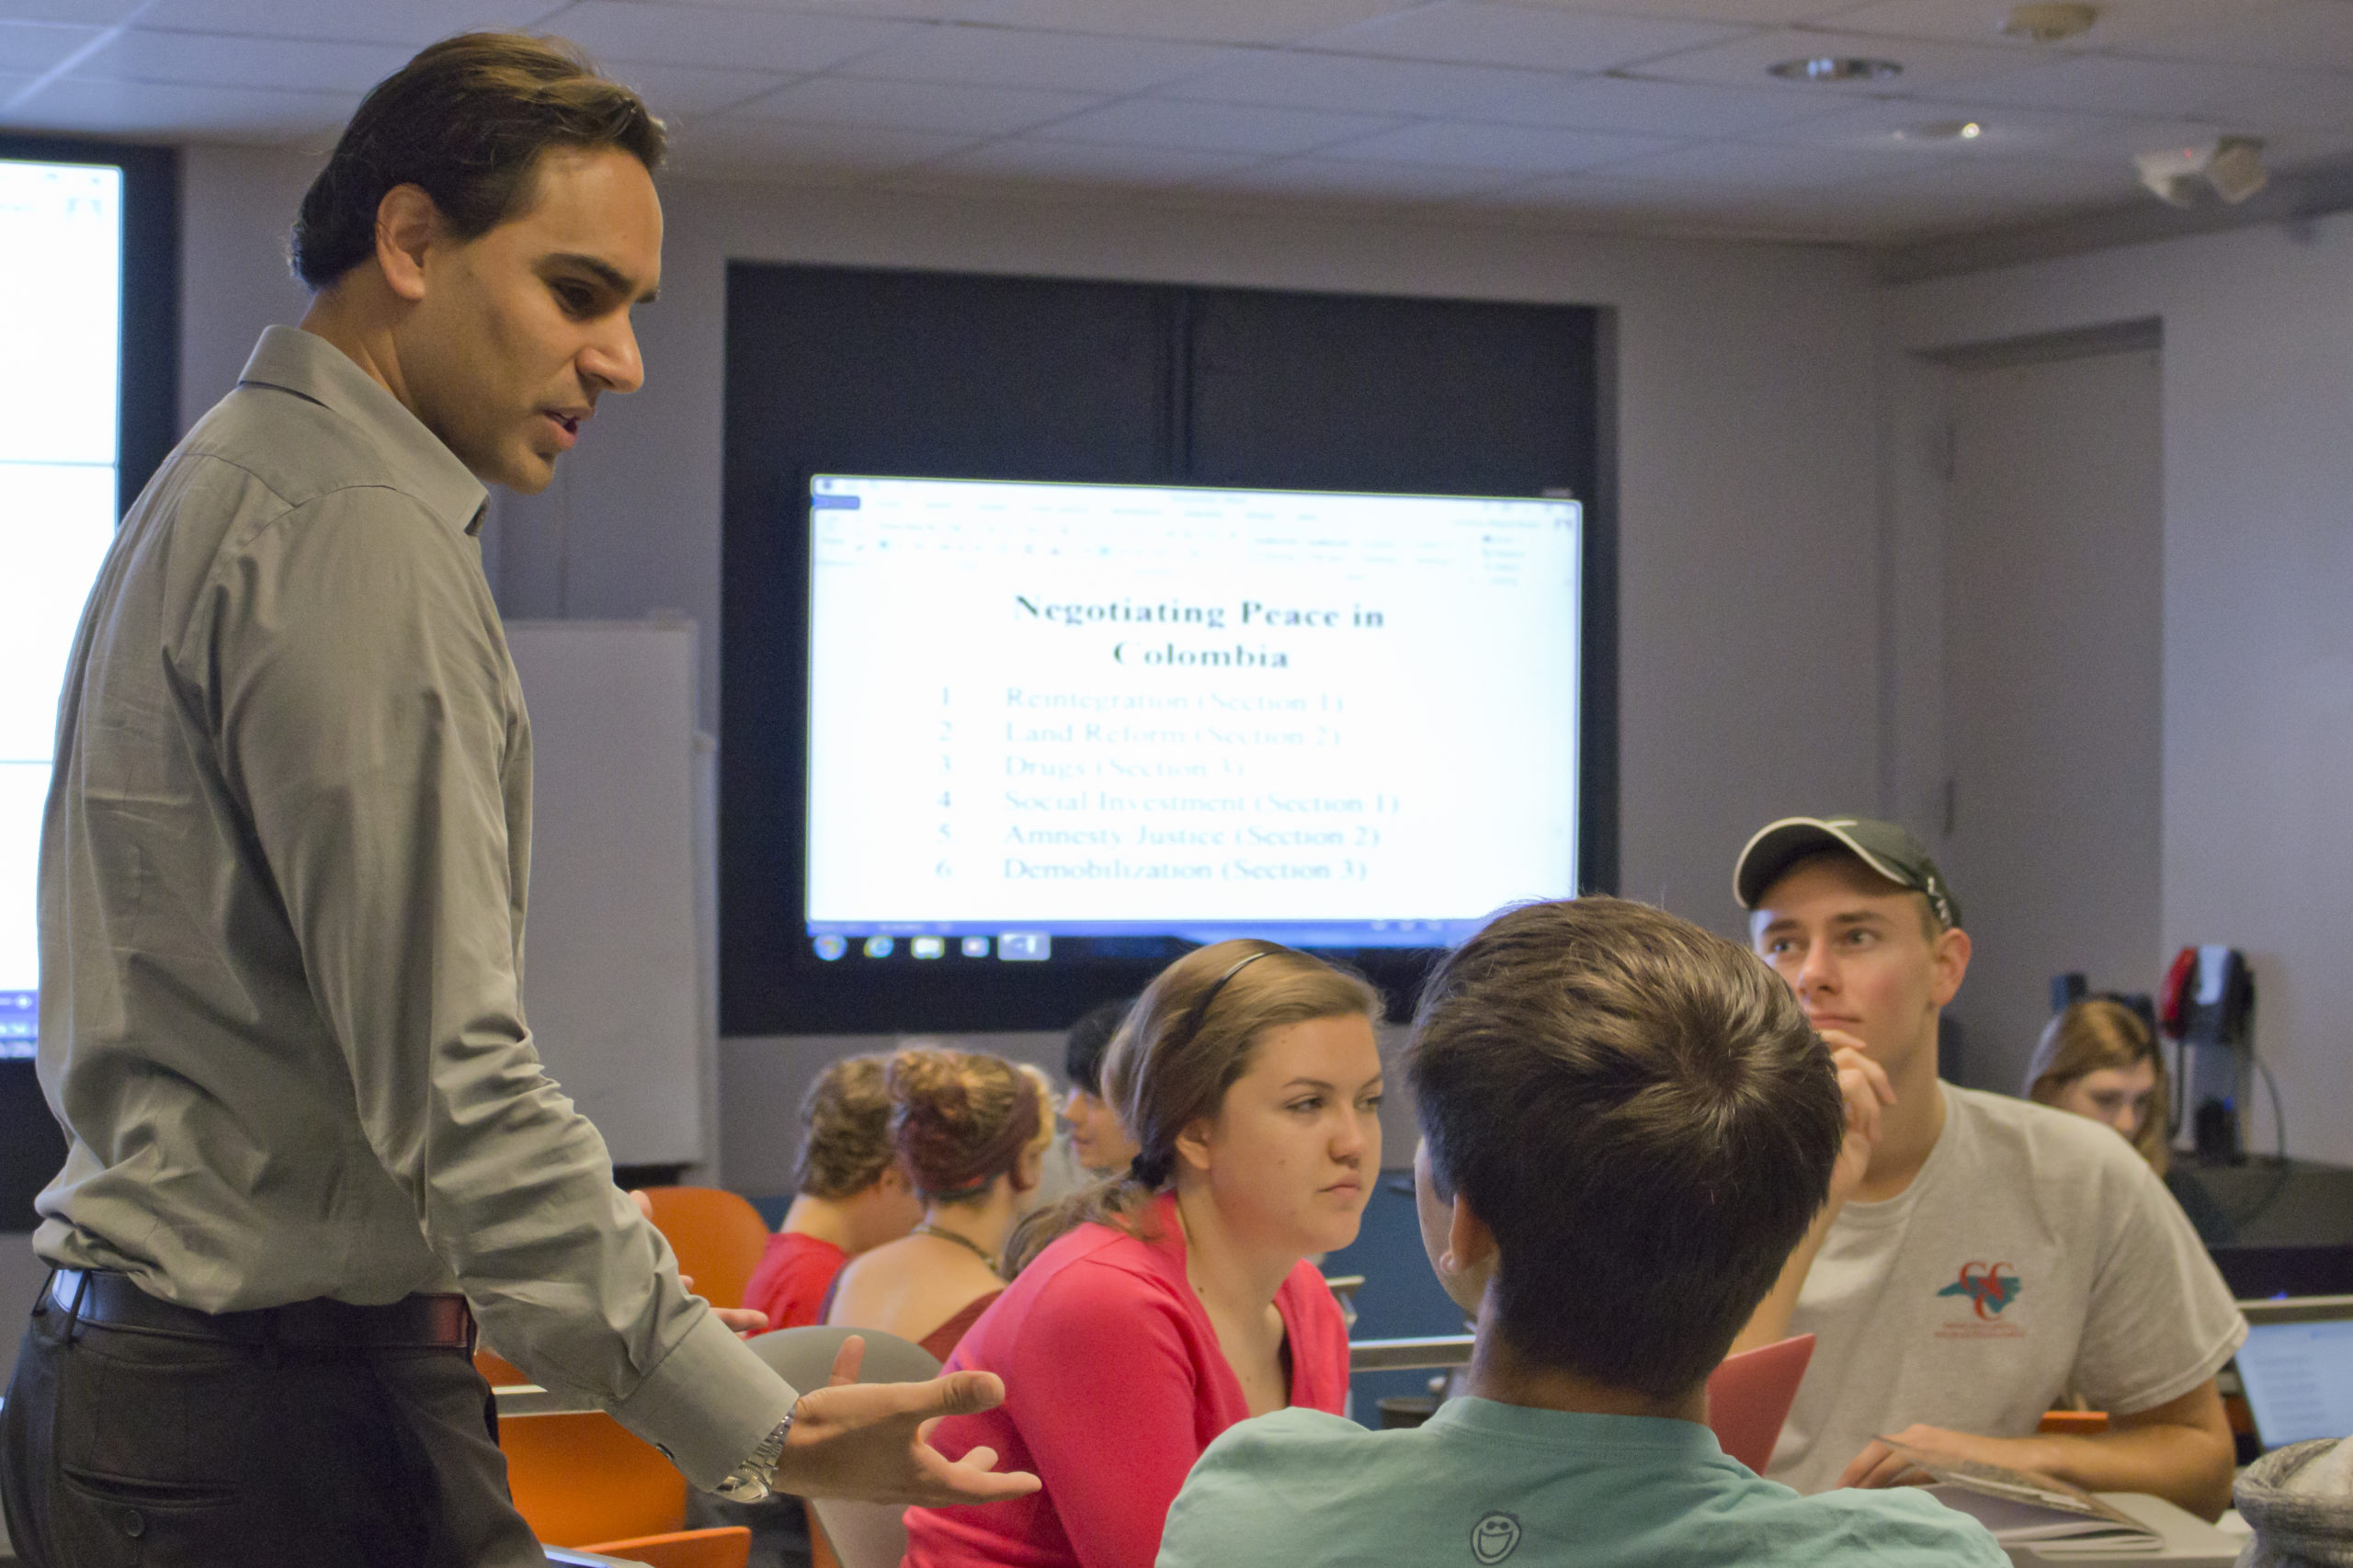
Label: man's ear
xmin=1448 ymin=1193 xmax=1498 ymax=1278
xmin=373 ymin=183 xmax=441 ymax=304
xmin=1930 ymin=926 xmax=1972 ymax=1007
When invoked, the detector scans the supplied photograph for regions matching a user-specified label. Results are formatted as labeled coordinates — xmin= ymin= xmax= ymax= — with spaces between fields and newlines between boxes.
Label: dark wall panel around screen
xmin=722 ymin=262 xmax=1612 ymax=1036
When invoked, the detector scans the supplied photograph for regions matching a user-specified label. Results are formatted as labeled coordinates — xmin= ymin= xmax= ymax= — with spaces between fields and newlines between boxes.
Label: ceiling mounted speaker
xmin=2134 ymin=136 xmax=2268 ymax=207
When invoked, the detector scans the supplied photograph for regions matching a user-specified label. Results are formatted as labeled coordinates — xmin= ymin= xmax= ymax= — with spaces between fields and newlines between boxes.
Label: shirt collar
xmin=237 ymin=324 xmax=490 ymax=537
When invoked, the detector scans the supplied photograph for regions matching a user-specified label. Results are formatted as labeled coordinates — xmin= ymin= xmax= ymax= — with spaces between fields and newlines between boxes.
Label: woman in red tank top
xmin=826 ymin=1049 xmax=1054 ymax=1362
xmin=743 ymin=1052 xmax=924 ymax=1331
xmin=904 ymin=942 xmax=1385 ymax=1568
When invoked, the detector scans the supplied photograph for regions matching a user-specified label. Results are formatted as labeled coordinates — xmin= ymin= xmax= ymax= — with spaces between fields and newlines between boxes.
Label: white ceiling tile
xmin=2121 ymin=0 xmax=2353 ymax=67
xmin=1518 ymin=73 xmax=1838 ymax=134
xmin=0 ymin=0 xmax=149 ymax=24
xmin=1321 ymin=118 xmax=1681 ymax=170
xmin=1956 ymin=53 xmax=2350 ymax=122
xmin=2042 ymin=116 xmax=2353 ymax=170
xmin=2177 ymin=71 xmax=2353 ymax=133
xmin=1191 ymin=153 xmax=1527 ymax=199
xmin=8 ymin=74 xmax=357 ymax=141
xmin=924 ymin=136 xmax=1259 ymax=183
xmin=1038 ymin=96 xmax=1404 ymax=154
xmin=133 ymin=0 xmax=551 ymax=46
xmin=596 ymin=60 xmax=800 ymax=115
xmin=733 ymin=74 xmax=1099 ymax=134
xmin=665 ymin=114 xmax=974 ymax=171
xmin=536 ymin=1 xmax=916 ymax=73
xmin=1308 ymin=2 xmax=1741 ymax=71
xmin=1811 ymin=0 xmax=2302 ymax=51
xmin=830 ymin=24 xmax=1234 ymax=92
xmin=1626 ymin=25 xmax=2030 ymax=91
xmin=0 ymin=20 xmax=103 ymax=75
xmin=978 ymin=0 xmax=1414 ymax=47
xmin=65 ymin=30 xmax=415 ymax=92
xmin=1508 ymin=0 xmax=1851 ymax=23
xmin=1577 ymin=135 xmax=1910 ymax=184
xmin=1754 ymin=97 xmax=2125 ymax=153
xmin=1160 ymin=49 xmax=1569 ymax=118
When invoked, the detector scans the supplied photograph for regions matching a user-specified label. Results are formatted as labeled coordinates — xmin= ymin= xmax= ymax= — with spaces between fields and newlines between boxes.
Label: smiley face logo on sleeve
xmin=1471 ymin=1511 xmax=1522 ymax=1564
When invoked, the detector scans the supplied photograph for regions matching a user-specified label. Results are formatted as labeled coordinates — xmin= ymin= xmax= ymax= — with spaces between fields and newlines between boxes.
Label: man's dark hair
xmin=1063 ymin=997 xmax=1132 ymax=1095
xmin=291 ymin=31 xmax=665 ymax=290
xmin=1408 ymin=896 xmax=1843 ymax=1401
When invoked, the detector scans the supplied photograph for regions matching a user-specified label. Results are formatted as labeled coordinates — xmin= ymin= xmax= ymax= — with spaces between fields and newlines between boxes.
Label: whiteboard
xmin=506 ymin=620 xmax=709 ymax=1166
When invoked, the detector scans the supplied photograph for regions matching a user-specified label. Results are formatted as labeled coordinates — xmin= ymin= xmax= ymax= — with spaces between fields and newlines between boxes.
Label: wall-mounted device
xmin=2160 ymin=945 xmax=2257 ymax=1163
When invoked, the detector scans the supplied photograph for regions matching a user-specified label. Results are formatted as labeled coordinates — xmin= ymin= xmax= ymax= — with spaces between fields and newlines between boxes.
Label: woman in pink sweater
xmin=903 ymin=941 xmax=1384 ymax=1568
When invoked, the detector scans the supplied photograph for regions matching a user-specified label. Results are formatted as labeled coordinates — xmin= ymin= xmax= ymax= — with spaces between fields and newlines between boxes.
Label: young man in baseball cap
xmin=1731 ymin=816 xmax=2244 ymax=1518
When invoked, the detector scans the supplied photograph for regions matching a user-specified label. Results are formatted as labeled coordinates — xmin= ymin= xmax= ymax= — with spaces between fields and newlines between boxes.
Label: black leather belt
xmin=44 ymin=1268 xmax=473 ymax=1351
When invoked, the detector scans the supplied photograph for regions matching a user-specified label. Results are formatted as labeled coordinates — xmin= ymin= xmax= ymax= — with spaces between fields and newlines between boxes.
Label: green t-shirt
xmin=1157 ymin=1398 xmax=2006 ymax=1568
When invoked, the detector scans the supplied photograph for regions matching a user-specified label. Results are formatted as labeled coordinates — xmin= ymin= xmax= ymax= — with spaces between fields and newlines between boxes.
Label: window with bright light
xmin=1 ymin=157 xmax=128 ymax=1058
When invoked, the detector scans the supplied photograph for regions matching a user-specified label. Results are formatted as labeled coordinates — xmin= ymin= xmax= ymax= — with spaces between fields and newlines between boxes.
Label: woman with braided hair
xmin=902 ymin=941 xmax=1384 ymax=1568
xmin=825 ymin=1049 xmax=1055 ymax=1362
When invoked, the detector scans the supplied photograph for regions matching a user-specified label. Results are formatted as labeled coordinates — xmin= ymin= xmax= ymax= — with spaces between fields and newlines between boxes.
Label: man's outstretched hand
xmin=776 ymin=1335 xmax=1041 ymax=1506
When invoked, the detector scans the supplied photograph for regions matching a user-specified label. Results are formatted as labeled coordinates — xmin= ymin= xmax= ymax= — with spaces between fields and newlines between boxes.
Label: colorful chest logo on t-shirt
xmin=1934 ymin=1260 xmax=2024 ymax=1336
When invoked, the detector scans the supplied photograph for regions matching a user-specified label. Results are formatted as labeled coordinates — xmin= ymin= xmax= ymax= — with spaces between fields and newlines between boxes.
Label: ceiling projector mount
xmin=2134 ymin=136 xmax=2270 ymax=207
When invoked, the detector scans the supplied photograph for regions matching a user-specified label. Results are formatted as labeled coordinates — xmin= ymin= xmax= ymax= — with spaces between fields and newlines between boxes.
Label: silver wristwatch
xmin=712 ymin=1408 xmax=797 ymax=1504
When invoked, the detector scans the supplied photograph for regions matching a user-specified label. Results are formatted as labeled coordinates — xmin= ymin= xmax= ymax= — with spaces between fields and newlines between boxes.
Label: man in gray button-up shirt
xmin=1 ymin=34 xmax=1032 ymax=1568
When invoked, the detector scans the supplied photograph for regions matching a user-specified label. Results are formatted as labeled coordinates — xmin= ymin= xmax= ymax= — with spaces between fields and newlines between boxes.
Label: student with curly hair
xmin=826 ymin=1050 xmax=1055 ymax=1361
xmin=744 ymin=1054 xmax=924 ymax=1332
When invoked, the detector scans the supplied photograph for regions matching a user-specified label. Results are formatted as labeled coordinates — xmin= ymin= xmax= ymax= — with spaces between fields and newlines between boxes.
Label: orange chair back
xmin=580 ymin=1526 xmax=753 ymax=1568
xmin=499 ymin=1410 xmax=688 ymax=1548
xmin=637 ymin=1186 xmax=773 ymax=1311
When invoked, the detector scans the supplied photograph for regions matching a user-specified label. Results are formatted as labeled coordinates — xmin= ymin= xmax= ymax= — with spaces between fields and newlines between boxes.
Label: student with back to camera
xmin=1729 ymin=816 xmax=2244 ymax=1517
xmin=1160 ymin=896 xmax=2007 ymax=1568
xmin=901 ymin=940 xmax=1383 ymax=1568
xmin=1061 ymin=997 xmax=1142 ymax=1176
xmin=743 ymin=1053 xmax=924 ymax=1333
xmin=825 ymin=1049 xmax=1055 ymax=1361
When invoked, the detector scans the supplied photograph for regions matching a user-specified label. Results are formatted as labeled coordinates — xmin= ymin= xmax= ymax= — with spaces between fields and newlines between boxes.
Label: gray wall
xmin=1881 ymin=212 xmax=2353 ymax=1164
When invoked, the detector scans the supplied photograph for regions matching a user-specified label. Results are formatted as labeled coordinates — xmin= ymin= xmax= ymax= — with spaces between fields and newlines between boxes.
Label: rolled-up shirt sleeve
xmin=199 ymin=485 xmax=793 ymax=1487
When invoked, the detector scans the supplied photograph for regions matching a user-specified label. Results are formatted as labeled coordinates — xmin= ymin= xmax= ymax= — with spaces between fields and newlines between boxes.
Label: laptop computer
xmin=2234 ymin=1294 xmax=2353 ymax=1451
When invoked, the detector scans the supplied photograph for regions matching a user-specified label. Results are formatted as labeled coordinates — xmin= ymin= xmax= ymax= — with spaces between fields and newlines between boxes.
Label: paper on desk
xmin=1879 ymin=1439 xmax=2165 ymax=1551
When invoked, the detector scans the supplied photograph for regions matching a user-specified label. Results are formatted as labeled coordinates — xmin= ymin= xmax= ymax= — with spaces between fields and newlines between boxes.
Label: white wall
xmin=1881 ymin=214 xmax=2353 ymax=1165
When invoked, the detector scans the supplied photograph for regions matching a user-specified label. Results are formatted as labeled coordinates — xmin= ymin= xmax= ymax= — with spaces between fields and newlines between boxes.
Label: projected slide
xmin=2 ymin=159 xmax=123 ymax=1055
xmin=805 ymin=476 xmax=1580 ymax=949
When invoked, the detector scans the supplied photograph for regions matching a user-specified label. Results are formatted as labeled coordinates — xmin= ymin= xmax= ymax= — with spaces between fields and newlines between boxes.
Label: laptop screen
xmin=2236 ymin=1315 xmax=2353 ymax=1449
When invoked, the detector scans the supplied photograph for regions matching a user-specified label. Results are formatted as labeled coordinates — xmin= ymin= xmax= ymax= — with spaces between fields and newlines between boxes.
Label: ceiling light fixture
xmin=1999 ymin=3 xmax=2099 ymax=43
xmin=2134 ymin=135 xmax=2268 ymax=207
xmin=1768 ymin=55 xmax=1903 ymax=83
xmin=1895 ymin=119 xmax=1985 ymax=142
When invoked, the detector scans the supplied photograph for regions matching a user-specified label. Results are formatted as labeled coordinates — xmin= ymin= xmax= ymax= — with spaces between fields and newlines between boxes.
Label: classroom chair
xmin=578 ymin=1526 xmax=754 ymax=1568
xmin=500 ymin=1408 xmax=690 ymax=1547
xmin=747 ymin=1325 xmax=944 ymax=1568
xmin=637 ymin=1185 xmax=774 ymax=1311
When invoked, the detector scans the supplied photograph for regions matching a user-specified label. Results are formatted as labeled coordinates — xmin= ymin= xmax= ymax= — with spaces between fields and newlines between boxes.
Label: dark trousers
xmin=0 ymin=1277 xmax=546 ymax=1568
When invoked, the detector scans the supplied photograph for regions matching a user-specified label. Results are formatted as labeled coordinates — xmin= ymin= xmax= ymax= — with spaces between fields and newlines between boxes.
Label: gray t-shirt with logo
xmin=1770 ymin=1085 xmax=2246 ymax=1494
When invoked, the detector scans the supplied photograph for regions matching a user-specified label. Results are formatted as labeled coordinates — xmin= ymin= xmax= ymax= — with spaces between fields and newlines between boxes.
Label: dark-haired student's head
xmin=1408 ymin=897 xmax=1844 ymax=1403
xmin=1063 ymin=998 xmax=1141 ymax=1176
xmin=294 ymin=32 xmax=665 ymax=494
